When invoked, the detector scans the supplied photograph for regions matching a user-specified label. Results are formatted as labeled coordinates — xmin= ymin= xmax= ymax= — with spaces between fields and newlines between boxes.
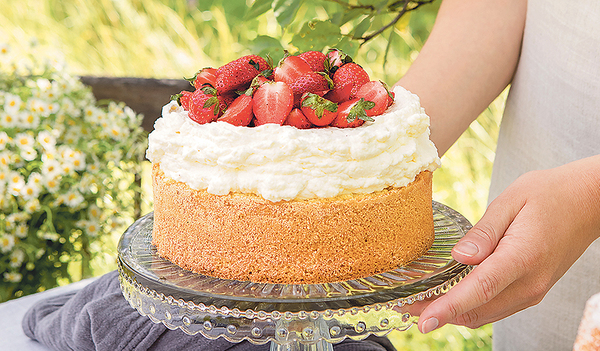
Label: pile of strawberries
xmin=173 ymin=49 xmax=394 ymax=129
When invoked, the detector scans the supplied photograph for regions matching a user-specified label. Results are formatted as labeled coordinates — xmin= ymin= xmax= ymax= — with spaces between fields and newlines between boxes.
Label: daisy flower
xmin=4 ymin=272 xmax=22 ymax=283
xmin=0 ymin=234 xmax=16 ymax=253
xmin=8 ymin=171 xmax=25 ymax=196
xmin=3 ymin=93 xmax=22 ymax=113
xmin=43 ymin=175 xmax=61 ymax=193
xmin=24 ymin=198 xmax=41 ymax=213
xmin=14 ymin=132 xmax=35 ymax=150
xmin=9 ymin=249 xmax=26 ymax=268
xmin=20 ymin=182 xmax=41 ymax=201
xmin=83 ymin=220 xmax=100 ymax=237
xmin=0 ymin=111 xmax=18 ymax=128
xmin=20 ymin=146 xmax=38 ymax=162
xmin=88 ymin=204 xmax=102 ymax=219
xmin=0 ymin=151 xmax=10 ymax=168
xmin=41 ymin=159 xmax=62 ymax=175
xmin=0 ymin=131 xmax=10 ymax=150
xmin=64 ymin=190 xmax=84 ymax=208
xmin=37 ymin=130 xmax=57 ymax=150
xmin=19 ymin=110 xmax=40 ymax=129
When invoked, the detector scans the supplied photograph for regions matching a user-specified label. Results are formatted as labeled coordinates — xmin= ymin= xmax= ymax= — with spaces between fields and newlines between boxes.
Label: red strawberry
xmin=327 ymin=62 xmax=370 ymax=103
xmin=252 ymin=81 xmax=294 ymax=126
xmin=300 ymin=93 xmax=338 ymax=127
xmin=219 ymin=91 xmax=238 ymax=109
xmin=331 ymin=98 xmax=375 ymax=128
xmin=298 ymin=51 xmax=327 ymax=72
xmin=284 ymin=108 xmax=312 ymax=129
xmin=273 ymin=54 xmax=312 ymax=85
xmin=171 ymin=90 xmax=193 ymax=111
xmin=287 ymin=71 xmax=332 ymax=107
xmin=188 ymin=86 xmax=223 ymax=124
xmin=187 ymin=67 xmax=217 ymax=88
xmin=218 ymin=92 xmax=254 ymax=126
xmin=325 ymin=48 xmax=352 ymax=74
xmin=215 ymin=55 xmax=270 ymax=94
xmin=251 ymin=74 xmax=270 ymax=88
xmin=355 ymin=81 xmax=394 ymax=116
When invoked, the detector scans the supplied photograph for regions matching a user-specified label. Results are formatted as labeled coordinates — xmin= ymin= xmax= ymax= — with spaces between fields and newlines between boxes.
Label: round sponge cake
xmin=151 ymin=163 xmax=434 ymax=284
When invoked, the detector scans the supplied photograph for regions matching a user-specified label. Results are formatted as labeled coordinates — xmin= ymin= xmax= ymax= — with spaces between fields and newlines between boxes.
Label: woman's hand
xmin=417 ymin=155 xmax=600 ymax=333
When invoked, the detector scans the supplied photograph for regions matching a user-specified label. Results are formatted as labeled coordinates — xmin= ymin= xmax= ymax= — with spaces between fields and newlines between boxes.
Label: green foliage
xmin=389 ymin=323 xmax=492 ymax=350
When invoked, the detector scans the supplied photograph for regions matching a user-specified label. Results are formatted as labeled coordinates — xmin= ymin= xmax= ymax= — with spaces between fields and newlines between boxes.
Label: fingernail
xmin=421 ymin=317 xmax=439 ymax=334
xmin=454 ymin=241 xmax=479 ymax=257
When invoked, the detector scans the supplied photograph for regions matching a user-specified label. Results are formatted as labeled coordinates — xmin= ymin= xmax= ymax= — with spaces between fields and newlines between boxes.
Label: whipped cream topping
xmin=146 ymin=86 xmax=440 ymax=202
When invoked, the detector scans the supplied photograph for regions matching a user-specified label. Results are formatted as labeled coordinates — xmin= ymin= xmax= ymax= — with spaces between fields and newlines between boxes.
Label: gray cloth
xmin=22 ymin=271 xmax=396 ymax=351
xmin=490 ymin=0 xmax=600 ymax=350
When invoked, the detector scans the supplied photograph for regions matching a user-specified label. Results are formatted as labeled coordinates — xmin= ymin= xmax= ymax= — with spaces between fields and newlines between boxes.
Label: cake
xmin=574 ymin=292 xmax=600 ymax=351
xmin=145 ymin=51 xmax=441 ymax=284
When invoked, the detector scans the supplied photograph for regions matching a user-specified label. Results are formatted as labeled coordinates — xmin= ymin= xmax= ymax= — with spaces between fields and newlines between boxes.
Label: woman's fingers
xmin=451 ymin=188 xmax=525 ymax=266
xmin=417 ymin=185 xmax=529 ymax=333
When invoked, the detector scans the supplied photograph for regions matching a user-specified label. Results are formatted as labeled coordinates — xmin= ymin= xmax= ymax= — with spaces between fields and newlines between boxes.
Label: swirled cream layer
xmin=146 ymin=86 xmax=440 ymax=202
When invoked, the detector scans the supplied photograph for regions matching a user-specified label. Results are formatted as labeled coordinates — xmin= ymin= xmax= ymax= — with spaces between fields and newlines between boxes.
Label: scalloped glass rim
xmin=118 ymin=201 xmax=473 ymax=313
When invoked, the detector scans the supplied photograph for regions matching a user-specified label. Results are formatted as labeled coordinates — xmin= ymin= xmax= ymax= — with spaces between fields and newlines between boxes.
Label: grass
xmin=1 ymin=0 xmax=504 ymax=349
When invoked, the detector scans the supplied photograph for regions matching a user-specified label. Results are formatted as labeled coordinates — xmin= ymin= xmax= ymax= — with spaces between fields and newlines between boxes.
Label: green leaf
xmin=272 ymin=0 xmax=304 ymax=29
xmin=245 ymin=0 xmax=273 ymax=20
xmin=339 ymin=8 xmax=367 ymax=26
xmin=352 ymin=16 xmax=372 ymax=39
xmin=222 ymin=0 xmax=248 ymax=21
xmin=291 ymin=20 xmax=342 ymax=52
xmin=383 ymin=29 xmax=397 ymax=70
xmin=249 ymin=35 xmax=285 ymax=62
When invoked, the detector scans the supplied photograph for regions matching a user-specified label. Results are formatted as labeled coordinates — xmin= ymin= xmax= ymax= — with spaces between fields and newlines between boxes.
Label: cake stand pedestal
xmin=118 ymin=201 xmax=473 ymax=351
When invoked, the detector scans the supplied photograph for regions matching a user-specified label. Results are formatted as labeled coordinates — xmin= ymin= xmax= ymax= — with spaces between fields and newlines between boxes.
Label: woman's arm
xmin=395 ymin=0 xmax=527 ymax=155
xmin=394 ymin=0 xmax=600 ymax=335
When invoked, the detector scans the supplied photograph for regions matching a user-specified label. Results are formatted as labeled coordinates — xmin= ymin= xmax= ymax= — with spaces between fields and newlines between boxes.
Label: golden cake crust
xmin=151 ymin=163 xmax=434 ymax=284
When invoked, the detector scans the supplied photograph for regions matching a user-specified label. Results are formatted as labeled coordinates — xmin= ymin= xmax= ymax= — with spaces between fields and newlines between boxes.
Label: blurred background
xmin=0 ymin=0 xmax=506 ymax=348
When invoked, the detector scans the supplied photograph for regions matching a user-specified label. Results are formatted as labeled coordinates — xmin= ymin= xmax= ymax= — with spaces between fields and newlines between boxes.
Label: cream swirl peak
xmin=146 ymin=86 xmax=440 ymax=202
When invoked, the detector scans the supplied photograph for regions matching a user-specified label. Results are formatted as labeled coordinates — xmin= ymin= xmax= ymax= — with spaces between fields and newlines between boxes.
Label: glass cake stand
xmin=118 ymin=201 xmax=473 ymax=351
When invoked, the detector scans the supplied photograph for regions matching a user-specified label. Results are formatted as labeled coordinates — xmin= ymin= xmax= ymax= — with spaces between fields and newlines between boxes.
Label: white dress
xmin=490 ymin=0 xmax=600 ymax=350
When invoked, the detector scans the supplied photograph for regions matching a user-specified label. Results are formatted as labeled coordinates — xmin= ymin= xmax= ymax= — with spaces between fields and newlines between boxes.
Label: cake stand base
xmin=118 ymin=201 xmax=473 ymax=349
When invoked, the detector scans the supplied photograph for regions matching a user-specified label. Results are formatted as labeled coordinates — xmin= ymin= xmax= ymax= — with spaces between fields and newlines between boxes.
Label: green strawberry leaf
xmin=347 ymin=98 xmax=375 ymax=122
xmin=302 ymin=93 xmax=338 ymax=118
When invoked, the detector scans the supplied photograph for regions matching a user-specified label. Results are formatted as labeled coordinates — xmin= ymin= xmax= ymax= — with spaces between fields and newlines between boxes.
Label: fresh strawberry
xmin=273 ymin=54 xmax=312 ymax=85
xmin=251 ymin=74 xmax=270 ymax=88
xmin=288 ymin=71 xmax=332 ymax=107
xmin=215 ymin=55 xmax=270 ymax=94
xmin=355 ymin=81 xmax=394 ymax=116
xmin=331 ymin=98 xmax=375 ymax=128
xmin=187 ymin=67 xmax=217 ymax=88
xmin=284 ymin=108 xmax=312 ymax=129
xmin=219 ymin=91 xmax=238 ymax=109
xmin=300 ymin=93 xmax=338 ymax=127
xmin=326 ymin=62 xmax=370 ymax=103
xmin=325 ymin=48 xmax=352 ymax=75
xmin=298 ymin=51 xmax=327 ymax=72
xmin=218 ymin=92 xmax=254 ymax=126
xmin=171 ymin=90 xmax=193 ymax=111
xmin=252 ymin=81 xmax=294 ymax=126
xmin=188 ymin=85 xmax=223 ymax=124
